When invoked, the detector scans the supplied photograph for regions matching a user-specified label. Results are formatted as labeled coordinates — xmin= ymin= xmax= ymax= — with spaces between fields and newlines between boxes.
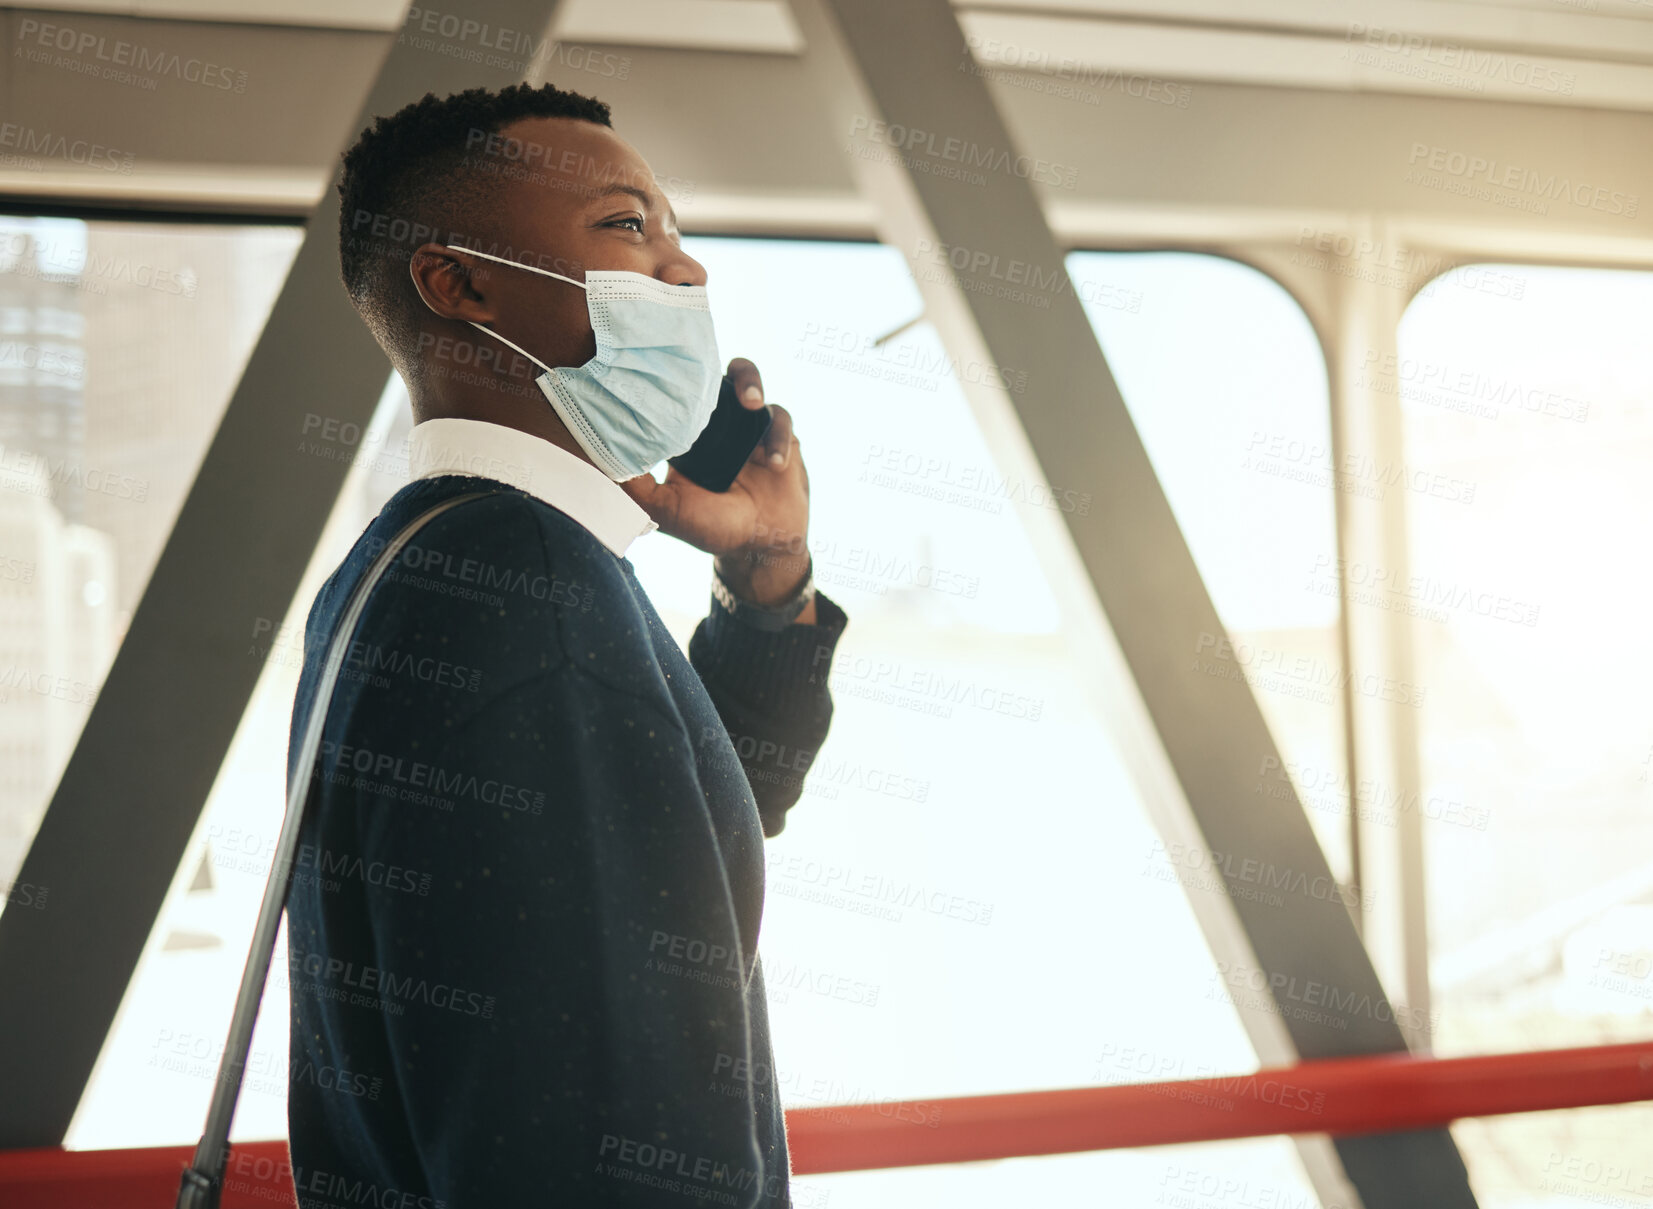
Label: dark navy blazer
xmin=283 ymin=474 xmax=846 ymax=1209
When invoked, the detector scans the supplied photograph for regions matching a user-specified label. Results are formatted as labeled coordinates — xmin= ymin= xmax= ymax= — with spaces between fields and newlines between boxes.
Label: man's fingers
xmin=755 ymin=403 xmax=794 ymax=468
xmin=618 ymin=471 xmax=682 ymax=529
xmin=727 ymin=357 xmax=764 ymax=409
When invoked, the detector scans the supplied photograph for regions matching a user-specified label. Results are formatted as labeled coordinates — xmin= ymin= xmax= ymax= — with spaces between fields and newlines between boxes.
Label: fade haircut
xmin=335 ymin=81 xmax=612 ymax=377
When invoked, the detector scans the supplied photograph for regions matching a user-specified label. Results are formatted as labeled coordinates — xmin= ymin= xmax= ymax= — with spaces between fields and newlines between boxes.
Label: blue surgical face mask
xmin=441 ymin=245 xmax=722 ymax=481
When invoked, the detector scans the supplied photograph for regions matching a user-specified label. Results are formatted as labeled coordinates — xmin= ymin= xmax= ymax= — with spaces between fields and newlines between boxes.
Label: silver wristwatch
xmin=711 ymin=557 xmax=816 ymax=631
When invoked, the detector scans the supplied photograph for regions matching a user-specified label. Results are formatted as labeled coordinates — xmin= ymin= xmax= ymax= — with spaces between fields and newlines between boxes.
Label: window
xmin=1066 ymin=251 xmax=1349 ymax=886
xmin=0 ymin=216 xmax=302 ymax=919
xmin=1396 ymin=262 xmax=1653 ymax=1197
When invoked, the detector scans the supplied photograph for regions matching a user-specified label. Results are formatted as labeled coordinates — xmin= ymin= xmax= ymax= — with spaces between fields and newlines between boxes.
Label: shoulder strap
xmin=176 ymin=489 xmax=498 ymax=1209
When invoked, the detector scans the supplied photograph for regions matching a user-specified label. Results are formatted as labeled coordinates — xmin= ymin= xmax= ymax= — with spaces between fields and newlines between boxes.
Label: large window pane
xmin=1066 ymin=251 xmax=1348 ymax=886
xmin=0 ymin=216 xmax=302 ymax=918
xmin=1397 ymin=263 xmax=1653 ymax=1202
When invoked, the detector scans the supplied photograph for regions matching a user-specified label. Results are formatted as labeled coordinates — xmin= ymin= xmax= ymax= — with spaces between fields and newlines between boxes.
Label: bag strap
xmin=176 ymin=489 xmax=498 ymax=1209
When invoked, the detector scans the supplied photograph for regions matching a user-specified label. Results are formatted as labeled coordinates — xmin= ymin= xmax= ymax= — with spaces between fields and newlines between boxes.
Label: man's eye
xmin=609 ymin=217 xmax=644 ymax=233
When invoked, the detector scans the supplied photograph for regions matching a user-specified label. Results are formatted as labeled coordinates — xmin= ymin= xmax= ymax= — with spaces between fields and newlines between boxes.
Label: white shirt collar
xmin=404 ymin=417 xmax=658 ymax=558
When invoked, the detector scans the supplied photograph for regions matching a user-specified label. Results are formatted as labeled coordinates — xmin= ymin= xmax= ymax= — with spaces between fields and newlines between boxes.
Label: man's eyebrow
xmin=591 ymin=184 xmax=652 ymax=208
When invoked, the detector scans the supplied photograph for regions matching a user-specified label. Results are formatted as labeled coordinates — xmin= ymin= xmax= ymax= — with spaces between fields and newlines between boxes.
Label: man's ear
xmin=410 ymin=243 xmax=490 ymax=321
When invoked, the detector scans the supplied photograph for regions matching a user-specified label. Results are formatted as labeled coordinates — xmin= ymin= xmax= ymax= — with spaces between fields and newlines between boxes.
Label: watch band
xmin=711 ymin=557 xmax=816 ymax=631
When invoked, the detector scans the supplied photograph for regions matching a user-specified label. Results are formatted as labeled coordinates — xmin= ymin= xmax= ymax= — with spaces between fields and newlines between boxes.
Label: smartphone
xmin=668 ymin=374 xmax=773 ymax=492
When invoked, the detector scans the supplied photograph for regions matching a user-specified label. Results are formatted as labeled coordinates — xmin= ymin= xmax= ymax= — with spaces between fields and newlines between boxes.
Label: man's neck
xmin=411 ymin=394 xmax=597 ymax=472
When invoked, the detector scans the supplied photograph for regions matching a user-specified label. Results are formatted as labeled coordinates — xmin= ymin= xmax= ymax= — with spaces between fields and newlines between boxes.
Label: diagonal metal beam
xmin=791 ymin=0 xmax=1477 ymax=1203
xmin=0 ymin=1 xmax=567 ymax=1146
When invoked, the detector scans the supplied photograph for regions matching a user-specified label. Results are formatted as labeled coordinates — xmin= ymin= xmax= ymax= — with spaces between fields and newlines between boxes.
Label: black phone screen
xmin=667 ymin=374 xmax=773 ymax=492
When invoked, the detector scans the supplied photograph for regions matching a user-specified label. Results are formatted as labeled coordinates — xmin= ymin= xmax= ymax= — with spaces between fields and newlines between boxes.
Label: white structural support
xmin=1330 ymin=224 xmax=1436 ymax=1055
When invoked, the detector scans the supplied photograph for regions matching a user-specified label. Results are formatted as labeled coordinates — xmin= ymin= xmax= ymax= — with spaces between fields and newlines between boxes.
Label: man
xmin=283 ymin=81 xmax=846 ymax=1209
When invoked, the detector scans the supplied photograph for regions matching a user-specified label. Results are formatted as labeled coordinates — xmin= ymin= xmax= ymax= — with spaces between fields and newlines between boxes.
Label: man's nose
xmin=659 ymin=252 xmax=707 ymax=288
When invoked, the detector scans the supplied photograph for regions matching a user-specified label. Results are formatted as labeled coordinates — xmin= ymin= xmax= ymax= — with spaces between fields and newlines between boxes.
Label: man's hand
xmin=620 ymin=358 xmax=816 ymax=621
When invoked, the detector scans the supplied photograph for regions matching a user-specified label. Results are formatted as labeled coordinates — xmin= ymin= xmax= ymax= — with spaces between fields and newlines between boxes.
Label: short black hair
xmin=335 ymin=81 xmax=612 ymax=369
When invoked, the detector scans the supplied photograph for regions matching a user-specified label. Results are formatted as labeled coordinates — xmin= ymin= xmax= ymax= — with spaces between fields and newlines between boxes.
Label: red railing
xmin=3 ymin=1041 xmax=1650 ymax=1207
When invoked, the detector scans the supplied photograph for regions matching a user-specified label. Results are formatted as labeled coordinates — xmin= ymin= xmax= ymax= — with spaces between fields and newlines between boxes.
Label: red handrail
xmin=2 ymin=1041 xmax=1650 ymax=1206
xmin=785 ymin=1039 xmax=1653 ymax=1173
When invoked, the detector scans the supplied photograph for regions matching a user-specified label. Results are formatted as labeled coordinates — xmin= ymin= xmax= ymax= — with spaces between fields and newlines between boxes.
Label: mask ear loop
xmin=418 ymin=244 xmax=588 ymax=376
xmin=465 ymin=319 xmax=554 ymax=375
xmin=443 ymin=243 xmax=587 ymax=291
